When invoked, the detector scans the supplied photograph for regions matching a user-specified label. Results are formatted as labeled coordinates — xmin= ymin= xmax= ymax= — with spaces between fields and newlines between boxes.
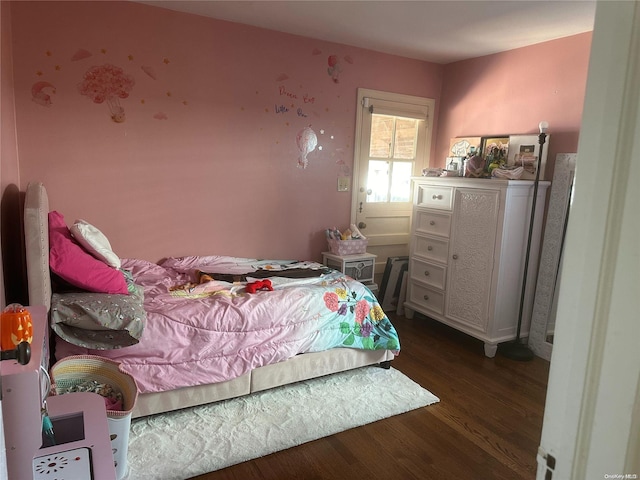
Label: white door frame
xmin=351 ymin=88 xmax=435 ymax=222
xmin=537 ymin=1 xmax=640 ymax=478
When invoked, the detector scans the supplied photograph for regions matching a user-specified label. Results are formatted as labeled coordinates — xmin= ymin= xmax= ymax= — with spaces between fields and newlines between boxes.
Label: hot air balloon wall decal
xmin=296 ymin=126 xmax=318 ymax=169
xmin=78 ymin=64 xmax=135 ymax=123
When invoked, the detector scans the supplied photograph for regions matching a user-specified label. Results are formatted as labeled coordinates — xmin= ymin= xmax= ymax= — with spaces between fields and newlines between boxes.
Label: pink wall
xmin=436 ymin=32 xmax=592 ymax=180
xmin=6 ymin=1 xmax=591 ymax=267
xmin=9 ymin=1 xmax=442 ymax=263
xmin=1 ymin=2 xmax=18 ymax=187
xmin=1 ymin=1 xmax=24 ymax=309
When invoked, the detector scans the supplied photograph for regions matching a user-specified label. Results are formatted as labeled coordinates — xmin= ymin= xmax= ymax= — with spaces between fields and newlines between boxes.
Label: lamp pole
xmin=500 ymin=121 xmax=548 ymax=361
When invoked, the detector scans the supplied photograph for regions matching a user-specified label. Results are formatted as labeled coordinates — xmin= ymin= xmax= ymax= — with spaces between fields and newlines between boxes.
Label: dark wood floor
xmin=190 ymin=313 xmax=550 ymax=480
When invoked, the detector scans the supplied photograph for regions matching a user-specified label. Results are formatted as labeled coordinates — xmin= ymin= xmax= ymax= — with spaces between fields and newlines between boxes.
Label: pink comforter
xmin=55 ymin=256 xmax=400 ymax=394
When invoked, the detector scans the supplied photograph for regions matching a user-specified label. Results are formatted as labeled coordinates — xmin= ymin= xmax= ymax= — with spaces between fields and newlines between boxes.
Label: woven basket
xmin=50 ymin=355 xmax=138 ymax=418
xmin=51 ymin=355 xmax=138 ymax=479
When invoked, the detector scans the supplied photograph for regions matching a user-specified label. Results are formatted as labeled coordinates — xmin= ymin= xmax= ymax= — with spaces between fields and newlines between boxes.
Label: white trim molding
xmin=537 ymin=1 xmax=640 ymax=478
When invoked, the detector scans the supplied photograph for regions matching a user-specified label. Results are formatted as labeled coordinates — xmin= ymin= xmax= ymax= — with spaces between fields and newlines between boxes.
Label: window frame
xmin=351 ymin=88 xmax=435 ymax=220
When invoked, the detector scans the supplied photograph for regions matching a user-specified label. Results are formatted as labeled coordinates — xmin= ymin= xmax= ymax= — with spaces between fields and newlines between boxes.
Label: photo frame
xmin=379 ymin=256 xmax=409 ymax=311
xmin=449 ymin=136 xmax=481 ymax=158
xmin=507 ymin=134 xmax=550 ymax=180
xmin=480 ymin=136 xmax=510 ymax=163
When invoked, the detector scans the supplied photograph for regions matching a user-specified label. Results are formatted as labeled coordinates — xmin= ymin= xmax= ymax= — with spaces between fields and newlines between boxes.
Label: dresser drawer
xmin=416 ymin=185 xmax=453 ymax=210
xmin=408 ymin=282 xmax=445 ymax=315
xmin=413 ymin=235 xmax=449 ymax=264
xmin=410 ymin=258 xmax=446 ymax=290
xmin=413 ymin=209 xmax=451 ymax=238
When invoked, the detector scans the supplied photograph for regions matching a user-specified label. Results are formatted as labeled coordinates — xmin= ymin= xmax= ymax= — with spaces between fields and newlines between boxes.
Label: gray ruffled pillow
xmin=51 ymin=284 xmax=146 ymax=349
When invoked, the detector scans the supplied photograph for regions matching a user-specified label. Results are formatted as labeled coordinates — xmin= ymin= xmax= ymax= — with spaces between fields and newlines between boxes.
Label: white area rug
xmin=126 ymin=366 xmax=439 ymax=480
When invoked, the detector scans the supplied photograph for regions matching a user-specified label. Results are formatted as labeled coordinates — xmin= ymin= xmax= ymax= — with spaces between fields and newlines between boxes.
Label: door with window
xmin=352 ymin=89 xmax=434 ymax=283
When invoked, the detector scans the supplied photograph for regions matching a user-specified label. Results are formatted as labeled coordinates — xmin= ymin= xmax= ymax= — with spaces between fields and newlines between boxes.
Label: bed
xmin=24 ymin=182 xmax=399 ymax=418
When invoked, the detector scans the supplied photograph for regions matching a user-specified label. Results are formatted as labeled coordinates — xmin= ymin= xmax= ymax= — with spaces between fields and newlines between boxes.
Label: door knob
xmin=358 ymin=222 xmax=367 ymax=229
xmin=359 ymin=187 xmax=372 ymax=195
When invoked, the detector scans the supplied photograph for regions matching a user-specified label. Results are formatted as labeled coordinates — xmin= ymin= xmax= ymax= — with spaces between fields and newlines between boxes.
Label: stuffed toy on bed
xmin=245 ymin=279 xmax=273 ymax=293
xmin=169 ymin=270 xmax=229 ymax=294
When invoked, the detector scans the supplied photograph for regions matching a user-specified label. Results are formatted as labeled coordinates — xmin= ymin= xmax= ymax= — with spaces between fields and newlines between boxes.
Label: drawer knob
xmin=429 ymin=220 xmax=435 ymax=226
xmin=432 ymin=194 xmax=443 ymax=200
xmin=424 ymin=270 xmax=430 ymax=276
xmin=423 ymin=295 xmax=429 ymax=301
xmin=452 ymin=254 xmax=458 ymax=260
xmin=427 ymin=246 xmax=433 ymax=251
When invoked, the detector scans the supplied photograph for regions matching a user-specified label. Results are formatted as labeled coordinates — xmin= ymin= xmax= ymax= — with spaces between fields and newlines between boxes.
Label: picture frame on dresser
xmin=480 ymin=136 xmax=510 ymax=162
xmin=507 ymin=134 xmax=550 ymax=179
xmin=448 ymin=136 xmax=482 ymax=158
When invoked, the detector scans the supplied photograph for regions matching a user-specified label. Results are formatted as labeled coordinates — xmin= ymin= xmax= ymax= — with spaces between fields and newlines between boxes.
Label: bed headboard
xmin=24 ymin=182 xmax=51 ymax=312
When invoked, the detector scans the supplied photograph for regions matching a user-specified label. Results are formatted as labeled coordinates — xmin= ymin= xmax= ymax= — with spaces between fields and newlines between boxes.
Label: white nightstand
xmin=322 ymin=252 xmax=378 ymax=292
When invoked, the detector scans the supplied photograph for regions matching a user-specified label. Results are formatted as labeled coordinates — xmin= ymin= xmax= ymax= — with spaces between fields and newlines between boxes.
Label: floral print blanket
xmin=55 ymin=255 xmax=400 ymax=394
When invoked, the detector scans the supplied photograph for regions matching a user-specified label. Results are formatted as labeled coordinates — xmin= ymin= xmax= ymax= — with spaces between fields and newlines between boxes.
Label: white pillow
xmin=70 ymin=219 xmax=121 ymax=269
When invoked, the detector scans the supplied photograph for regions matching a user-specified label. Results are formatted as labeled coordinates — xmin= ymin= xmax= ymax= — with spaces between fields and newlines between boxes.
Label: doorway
xmin=351 ymin=88 xmax=435 ymax=283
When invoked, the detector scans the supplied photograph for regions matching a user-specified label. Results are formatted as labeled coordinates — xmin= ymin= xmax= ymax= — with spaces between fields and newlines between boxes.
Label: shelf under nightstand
xmin=321 ymin=251 xmax=378 ymax=293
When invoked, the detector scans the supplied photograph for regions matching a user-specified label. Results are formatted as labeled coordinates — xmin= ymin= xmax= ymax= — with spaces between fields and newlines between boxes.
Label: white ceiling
xmin=138 ymin=0 xmax=596 ymax=64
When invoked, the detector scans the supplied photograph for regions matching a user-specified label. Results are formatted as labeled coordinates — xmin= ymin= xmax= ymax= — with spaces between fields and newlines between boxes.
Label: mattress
xmin=55 ymin=255 xmax=400 ymax=394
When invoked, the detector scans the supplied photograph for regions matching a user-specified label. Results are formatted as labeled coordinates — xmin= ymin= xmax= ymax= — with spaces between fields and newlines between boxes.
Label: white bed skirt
xmin=132 ymin=348 xmax=394 ymax=418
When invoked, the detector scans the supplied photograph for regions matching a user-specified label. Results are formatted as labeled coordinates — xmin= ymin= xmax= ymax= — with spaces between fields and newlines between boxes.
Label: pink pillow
xmin=48 ymin=211 xmax=128 ymax=294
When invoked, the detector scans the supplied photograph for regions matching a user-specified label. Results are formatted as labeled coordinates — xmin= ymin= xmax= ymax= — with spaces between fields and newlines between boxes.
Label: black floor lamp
xmin=500 ymin=121 xmax=548 ymax=361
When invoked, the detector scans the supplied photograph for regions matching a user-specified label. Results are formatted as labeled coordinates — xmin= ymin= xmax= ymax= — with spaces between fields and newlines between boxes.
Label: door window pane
xmin=390 ymin=162 xmax=412 ymax=202
xmin=394 ymin=118 xmax=418 ymax=159
xmin=367 ymin=160 xmax=389 ymax=202
xmin=369 ymin=115 xmax=393 ymax=158
xmin=367 ymin=113 xmax=419 ymax=203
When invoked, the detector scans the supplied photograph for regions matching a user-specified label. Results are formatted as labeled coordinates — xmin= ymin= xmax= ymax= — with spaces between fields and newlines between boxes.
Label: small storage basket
xmin=51 ymin=355 xmax=138 ymax=480
xmin=327 ymin=238 xmax=368 ymax=255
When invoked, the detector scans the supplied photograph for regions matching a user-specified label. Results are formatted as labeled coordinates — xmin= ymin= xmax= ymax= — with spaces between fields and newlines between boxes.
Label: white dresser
xmin=404 ymin=177 xmax=550 ymax=357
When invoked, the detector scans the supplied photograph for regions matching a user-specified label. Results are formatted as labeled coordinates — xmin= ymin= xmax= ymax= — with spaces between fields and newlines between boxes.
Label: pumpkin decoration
xmin=1 ymin=304 xmax=33 ymax=351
